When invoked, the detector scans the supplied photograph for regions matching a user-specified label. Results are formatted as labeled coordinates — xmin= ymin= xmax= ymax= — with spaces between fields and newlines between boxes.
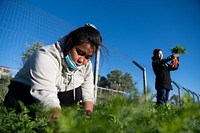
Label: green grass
xmin=0 ymin=95 xmax=200 ymax=133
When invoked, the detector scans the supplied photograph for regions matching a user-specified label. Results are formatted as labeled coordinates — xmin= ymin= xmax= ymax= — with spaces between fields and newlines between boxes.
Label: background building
xmin=0 ymin=66 xmax=10 ymax=79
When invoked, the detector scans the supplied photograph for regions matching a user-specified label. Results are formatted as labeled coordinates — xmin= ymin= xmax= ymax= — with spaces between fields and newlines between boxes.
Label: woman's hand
xmin=84 ymin=101 xmax=93 ymax=112
xmin=171 ymin=56 xmax=179 ymax=68
xmin=173 ymin=54 xmax=179 ymax=58
xmin=84 ymin=101 xmax=93 ymax=116
xmin=48 ymin=108 xmax=61 ymax=122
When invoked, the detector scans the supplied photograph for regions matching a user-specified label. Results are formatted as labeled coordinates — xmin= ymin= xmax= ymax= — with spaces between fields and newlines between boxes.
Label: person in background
xmin=151 ymin=49 xmax=179 ymax=105
xmin=4 ymin=23 xmax=103 ymax=120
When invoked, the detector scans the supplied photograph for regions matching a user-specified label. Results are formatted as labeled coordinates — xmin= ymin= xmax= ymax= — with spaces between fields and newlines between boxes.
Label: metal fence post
xmin=132 ymin=60 xmax=147 ymax=101
xmin=172 ymin=81 xmax=181 ymax=106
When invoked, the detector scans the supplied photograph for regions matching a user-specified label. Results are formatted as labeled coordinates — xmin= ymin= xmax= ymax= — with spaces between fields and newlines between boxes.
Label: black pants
xmin=156 ymin=88 xmax=170 ymax=105
xmin=58 ymin=86 xmax=82 ymax=106
xmin=3 ymin=81 xmax=82 ymax=112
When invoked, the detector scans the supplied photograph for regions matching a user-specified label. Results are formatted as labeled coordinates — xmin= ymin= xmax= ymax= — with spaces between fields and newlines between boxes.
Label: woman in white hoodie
xmin=4 ymin=24 xmax=103 ymax=120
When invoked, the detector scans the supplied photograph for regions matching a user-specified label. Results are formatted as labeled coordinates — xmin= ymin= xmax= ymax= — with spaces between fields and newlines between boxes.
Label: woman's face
xmin=69 ymin=43 xmax=96 ymax=66
xmin=156 ymin=50 xmax=163 ymax=59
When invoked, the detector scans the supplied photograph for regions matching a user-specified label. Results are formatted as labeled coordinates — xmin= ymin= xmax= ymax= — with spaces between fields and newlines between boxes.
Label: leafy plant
xmin=0 ymin=75 xmax=11 ymax=104
xmin=0 ymin=102 xmax=51 ymax=133
xmin=170 ymin=45 xmax=187 ymax=54
xmin=21 ymin=42 xmax=43 ymax=65
xmin=0 ymin=95 xmax=200 ymax=132
xmin=58 ymin=95 xmax=200 ymax=133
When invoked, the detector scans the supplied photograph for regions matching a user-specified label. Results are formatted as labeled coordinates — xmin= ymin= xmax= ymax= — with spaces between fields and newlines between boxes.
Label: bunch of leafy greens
xmin=1 ymin=94 xmax=200 ymax=133
xmin=170 ymin=45 xmax=187 ymax=54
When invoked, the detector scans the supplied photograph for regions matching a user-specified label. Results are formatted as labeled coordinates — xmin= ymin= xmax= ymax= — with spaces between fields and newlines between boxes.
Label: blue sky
xmin=0 ymin=0 xmax=200 ymax=98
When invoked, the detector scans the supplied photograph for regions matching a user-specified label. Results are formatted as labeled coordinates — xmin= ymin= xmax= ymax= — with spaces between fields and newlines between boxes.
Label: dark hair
xmin=63 ymin=24 xmax=102 ymax=55
xmin=151 ymin=49 xmax=161 ymax=60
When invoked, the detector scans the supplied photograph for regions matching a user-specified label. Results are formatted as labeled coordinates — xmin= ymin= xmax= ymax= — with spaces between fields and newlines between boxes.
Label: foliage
xmin=107 ymin=70 xmax=123 ymax=90
xmin=169 ymin=94 xmax=179 ymax=105
xmin=98 ymin=76 xmax=110 ymax=88
xmin=0 ymin=75 xmax=10 ymax=104
xmin=0 ymin=102 xmax=51 ymax=133
xmin=0 ymin=95 xmax=200 ymax=133
xmin=21 ymin=42 xmax=43 ymax=65
xmin=121 ymin=72 xmax=135 ymax=91
xmin=51 ymin=96 xmax=200 ymax=133
xmin=102 ymin=70 xmax=135 ymax=92
xmin=170 ymin=45 xmax=187 ymax=54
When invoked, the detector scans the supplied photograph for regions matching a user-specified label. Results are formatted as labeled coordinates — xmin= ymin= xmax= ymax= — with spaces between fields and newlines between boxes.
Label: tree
xmin=107 ymin=70 xmax=123 ymax=91
xmin=21 ymin=41 xmax=43 ymax=65
xmin=121 ymin=72 xmax=135 ymax=92
xmin=106 ymin=70 xmax=135 ymax=92
xmin=98 ymin=75 xmax=109 ymax=88
xmin=0 ymin=75 xmax=11 ymax=104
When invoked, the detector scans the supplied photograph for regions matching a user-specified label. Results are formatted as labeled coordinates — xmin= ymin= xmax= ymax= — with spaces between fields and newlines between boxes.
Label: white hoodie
xmin=12 ymin=41 xmax=94 ymax=109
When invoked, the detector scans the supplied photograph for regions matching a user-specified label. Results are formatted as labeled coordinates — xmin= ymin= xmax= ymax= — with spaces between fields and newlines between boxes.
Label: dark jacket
xmin=152 ymin=55 xmax=179 ymax=90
